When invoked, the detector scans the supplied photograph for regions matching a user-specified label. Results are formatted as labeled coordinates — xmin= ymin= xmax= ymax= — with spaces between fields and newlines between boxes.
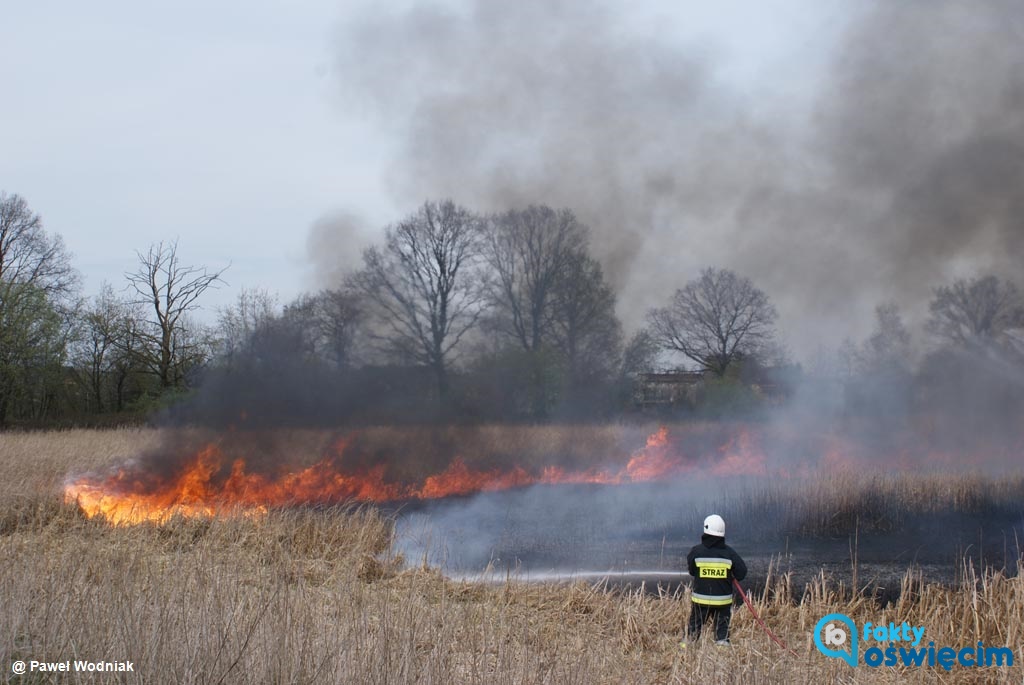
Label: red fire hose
xmin=732 ymin=578 xmax=800 ymax=657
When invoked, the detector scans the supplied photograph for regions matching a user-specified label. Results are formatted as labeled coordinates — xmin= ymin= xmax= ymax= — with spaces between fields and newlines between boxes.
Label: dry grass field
xmin=1 ymin=428 xmax=1022 ymax=683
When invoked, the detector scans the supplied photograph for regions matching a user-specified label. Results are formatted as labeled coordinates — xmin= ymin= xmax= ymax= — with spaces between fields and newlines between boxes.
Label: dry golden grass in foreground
xmin=0 ymin=428 xmax=1021 ymax=683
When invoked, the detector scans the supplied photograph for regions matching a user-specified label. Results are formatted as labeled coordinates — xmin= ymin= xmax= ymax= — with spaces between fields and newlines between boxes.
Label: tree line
xmin=2 ymin=191 xmax=1022 ymax=427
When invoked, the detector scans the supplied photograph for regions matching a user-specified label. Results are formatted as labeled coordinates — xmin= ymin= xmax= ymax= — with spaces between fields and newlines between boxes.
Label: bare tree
xmin=858 ymin=302 xmax=911 ymax=372
xmin=285 ymin=289 xmax=364 ymax=369
xmin=169 ymin=314 xmax=218 ymax=385
xmin=0 ymin=193 xmax=78 ymax=298
xmin=621 ymin=329 xmax=660 ymax=378
xmin=836 ymin=338 xmax=859 ymax=379
xmin=927 ymin=275 xmax=1024 ymax=350
xmin=353 ymin=200 xmax=483 ymax=400
xmin=126 ymin=241 xmax=227 ymax=389
xmin=72 ymin=283 xmax=124 ymax=412
xmin=647 ymin=267 xmax=777 ymax=376
xmin=550 ymin=252 xmax=622 ymax=380
xmin=216 ymin=287 xmax=279 ymax=368
xmin=71 ymin=284 xmax=151 ymax=414
xmin=108 ymin=300 xmax=148 ymax=412
xmin=0 ymin=192 xmax=79 ymax=424
xmin=483 ymin=206 xmax=589 ymax=351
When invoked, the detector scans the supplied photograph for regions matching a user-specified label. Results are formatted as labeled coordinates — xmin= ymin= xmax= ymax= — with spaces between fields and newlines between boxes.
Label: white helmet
xmin=703 ymin=514 xmax=725 ymax=537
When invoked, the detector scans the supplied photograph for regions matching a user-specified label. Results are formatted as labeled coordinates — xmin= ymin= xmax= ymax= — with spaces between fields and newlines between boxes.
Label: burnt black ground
xmin=391 ymin=481 xmax=1024 ymax=601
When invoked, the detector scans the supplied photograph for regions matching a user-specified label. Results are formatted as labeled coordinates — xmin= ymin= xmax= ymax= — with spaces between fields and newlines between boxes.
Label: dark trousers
xmin=686 ymin=603 xmax=731 ymax=641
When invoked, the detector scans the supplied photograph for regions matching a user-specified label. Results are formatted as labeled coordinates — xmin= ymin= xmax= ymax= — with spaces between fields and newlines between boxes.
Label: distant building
xmin=738 ymin=364 xmax=800 ymax=402
xmin=633 ymin=371 xmax=706 ymax=409
xmin=633 ymin=365 xmax=798 ymax=410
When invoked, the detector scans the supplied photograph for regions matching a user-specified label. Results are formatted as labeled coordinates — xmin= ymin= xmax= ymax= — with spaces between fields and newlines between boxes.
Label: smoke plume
xmin=305 ymin=210 xmax=374 ymax=289
xmin=69 ymin=1 xmax=1024 ymax=585
xmin=331 ymin=0 xmax=1024 ymax=357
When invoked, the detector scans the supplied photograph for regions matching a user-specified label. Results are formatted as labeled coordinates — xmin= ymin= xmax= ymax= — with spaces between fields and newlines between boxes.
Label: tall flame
xmin=65 ymin=426 xmax=761 ymax=525
xmin=65 ymin=420 xmax=1011 ymax=526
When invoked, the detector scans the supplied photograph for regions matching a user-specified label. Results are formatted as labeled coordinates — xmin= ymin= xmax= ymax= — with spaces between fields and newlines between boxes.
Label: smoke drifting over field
xmin=61 ymin=2 xmax=1024 ymax=588
xmin=331 ymin=0 xmax=1024 ymax=352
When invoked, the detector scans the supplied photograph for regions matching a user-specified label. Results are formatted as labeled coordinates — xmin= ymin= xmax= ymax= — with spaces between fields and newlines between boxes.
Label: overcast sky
xmin=3 ymin=1 xmax=385 ymax=304
xmin=13 ymin=1 xmax=994 ymax=364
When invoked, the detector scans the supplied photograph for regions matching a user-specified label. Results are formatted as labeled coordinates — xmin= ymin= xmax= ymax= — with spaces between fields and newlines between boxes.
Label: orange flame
xmin=624 ymin=426 xmax=690 ymax=480
xmin=63 ymin=426 xmax=775 ymax=525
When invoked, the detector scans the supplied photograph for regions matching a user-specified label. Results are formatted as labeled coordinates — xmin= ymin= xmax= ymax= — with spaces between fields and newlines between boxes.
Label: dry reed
xmin=0 ymin=428 xmax=1020 ymax=683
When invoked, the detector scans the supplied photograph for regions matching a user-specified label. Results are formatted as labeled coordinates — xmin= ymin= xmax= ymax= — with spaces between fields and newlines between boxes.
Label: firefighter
xmin=681 ymin=514 xmax=747 ymax=647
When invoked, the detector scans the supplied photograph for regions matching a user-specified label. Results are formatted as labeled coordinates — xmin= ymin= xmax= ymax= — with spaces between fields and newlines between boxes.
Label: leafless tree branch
xmin=647 ymin=267 xmax=777 ymax=375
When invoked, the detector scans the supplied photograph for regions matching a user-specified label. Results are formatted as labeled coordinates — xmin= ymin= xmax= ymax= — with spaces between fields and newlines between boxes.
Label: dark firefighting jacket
xmin=687 ymin=534 xmax=747 ymax=606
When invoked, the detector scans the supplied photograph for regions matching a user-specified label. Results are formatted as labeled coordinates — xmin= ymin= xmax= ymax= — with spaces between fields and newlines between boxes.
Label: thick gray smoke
xmin=331 ymin=0 xmax=1024 ymax=358
xmin=305 ymin=210 xmax=374 ymax=288
xmin=806 ymin=0 xmax=1024 ymax=331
